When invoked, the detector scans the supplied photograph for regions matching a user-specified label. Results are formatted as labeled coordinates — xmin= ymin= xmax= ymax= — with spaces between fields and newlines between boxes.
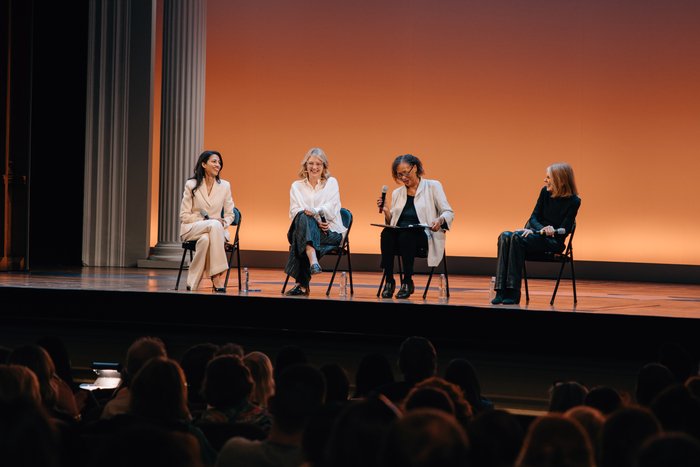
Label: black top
xmin=398 ymin=195 xmax=420 ymax=227
xmin=528 ymin=186 xmax=581 ymax=246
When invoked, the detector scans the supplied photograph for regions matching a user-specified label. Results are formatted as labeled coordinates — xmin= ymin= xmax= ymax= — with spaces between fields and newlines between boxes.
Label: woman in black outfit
xmin=492 ymin=162 xmax=580 ymax=305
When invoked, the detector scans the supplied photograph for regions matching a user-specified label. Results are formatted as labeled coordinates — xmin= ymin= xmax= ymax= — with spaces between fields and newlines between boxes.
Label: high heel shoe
xmin=381 ymin=279 xmax=396 ymax=298
xmin=502 ymin=289 xmax=521 ymax=305
xmin=395 ymin=279 xmax=414 ymax=299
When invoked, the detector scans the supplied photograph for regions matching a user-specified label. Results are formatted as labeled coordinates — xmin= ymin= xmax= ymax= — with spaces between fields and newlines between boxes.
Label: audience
xmin=7 ymin=332 xmax=700 ymax=467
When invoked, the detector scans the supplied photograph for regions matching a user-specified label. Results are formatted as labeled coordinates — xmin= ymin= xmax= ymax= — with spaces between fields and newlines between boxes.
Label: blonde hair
xmin=243 ymin=351 xmax=275 ymax=405
xmin=298 ymin=148 xmax=331 ymax=184
xmin=547 ymin=163 xmax=578 ymax=198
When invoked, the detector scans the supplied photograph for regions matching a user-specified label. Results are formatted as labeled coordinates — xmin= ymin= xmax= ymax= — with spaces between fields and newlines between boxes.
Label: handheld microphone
xmin=200 ymin=210 xmax=210 ymax=220
xmin=379 ymin=185 xmax=388 ymax=213
xmin=537 ymin=228 xmax=566 ymax=235
xmin=318 ymin=208 xmax=329 ymax=235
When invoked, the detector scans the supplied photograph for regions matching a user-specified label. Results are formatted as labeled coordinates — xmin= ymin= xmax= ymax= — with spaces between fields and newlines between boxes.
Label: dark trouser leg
xmin=495 ymin=231 xmax=513 ymax=290
xmin=380 ymin=228 xmax=427 ymax=282
xmin=506 ymin=232 xmax=561 ymax=290
xmin=285 ymin=212 xmax=341 ymax=287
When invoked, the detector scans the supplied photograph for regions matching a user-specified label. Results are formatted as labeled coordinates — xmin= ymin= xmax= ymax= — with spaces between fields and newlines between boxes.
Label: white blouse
xmin=289 ymin=176 xmax=347 ymax=236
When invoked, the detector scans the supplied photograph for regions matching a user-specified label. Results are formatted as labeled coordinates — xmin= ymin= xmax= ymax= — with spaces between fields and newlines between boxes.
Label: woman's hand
xmin=304 ymin=207 xmax=316 ymax=216
xmin=429 ymin=217 xmax=443 ymax=232
xmin=211 ymin=218 xmax=226 ymax=227
xmin=317 ymin=219 xmax=330 ymax=232
xmin=377 ymin=197 xmax=391 ymax=221
xmin=542 ymin=225 xmax=555 ymax=237
xmin=516 ymin=228 xmax=534 ymax=238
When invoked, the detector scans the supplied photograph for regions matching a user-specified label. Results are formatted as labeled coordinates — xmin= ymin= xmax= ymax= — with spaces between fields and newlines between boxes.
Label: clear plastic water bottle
xmin=489 ymin=276 xmax=496 ymax=302
xmin=339 ymin=272 xmax=347 ymax=297
xmin=439 ymin=274 xmax=447 ymax=300
xmin=244 ymin=267 xmax=249 ymax=292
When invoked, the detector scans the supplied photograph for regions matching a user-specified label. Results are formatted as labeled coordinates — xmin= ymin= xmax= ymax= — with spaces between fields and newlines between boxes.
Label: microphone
xmin=536 ymin=228 xmax=566 ymax=235
xmin=379 ymin=185 xmax=388 ymax=213
xmin=318 ymin=208 xmax=329 ymax=235
xmin=200 ymin=210 xmax=210 ymax=220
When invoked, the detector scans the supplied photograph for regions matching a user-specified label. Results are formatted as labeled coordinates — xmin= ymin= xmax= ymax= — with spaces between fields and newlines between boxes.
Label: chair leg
xmin=570 ymin=257 xmax=577 ymax=304
xmin=377 ymin=270 xmax=387 ymax=297
xmin=523 ymin=261 xmax=530 ymax=302
xmin=423 ymin=267 xmax=435 ymax=299
xmin=326 ymin=251 xmax=344 ymax=296
xmin=223 ymin=245 xmax=234 ymax=290
xmin=443 ymin=252 xmax=450 ymax=298
xmin=281 ymin=274 xmax=291 ymax=294
xmin=346 ymin=245 xmax=353 ymax=295
xmin=175 ymin=248 xmax=188 ymax=290
xmin=550 ymin=259 xmax=568 ymax=305
xmin=236 ymin=244 xmax=242 ymax=291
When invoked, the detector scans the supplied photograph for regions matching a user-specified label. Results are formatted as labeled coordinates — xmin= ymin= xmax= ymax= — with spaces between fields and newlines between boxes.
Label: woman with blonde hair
xmin=284 ymin=148 xmax=346 ymax=296
xmin=243 ymin=351 xmax=275 ymax=405
xmin=492 ymin=162 xmax=580 ymax=305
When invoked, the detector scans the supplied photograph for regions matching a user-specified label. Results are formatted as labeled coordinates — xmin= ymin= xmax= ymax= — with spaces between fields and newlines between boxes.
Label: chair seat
xmin=525 ymin=251 xmax=568 ymax=262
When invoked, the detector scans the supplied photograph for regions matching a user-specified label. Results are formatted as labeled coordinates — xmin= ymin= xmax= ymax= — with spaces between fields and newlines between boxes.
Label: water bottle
xmin=339 ymin=272 xmax=347 ymax=297
xmin=489 ymin=276 xmax=496 ymax=302
xmin=439 ymin=274 xmax=447 ymax=300
xmin=244 ymin=267 xmax=249 ymax=292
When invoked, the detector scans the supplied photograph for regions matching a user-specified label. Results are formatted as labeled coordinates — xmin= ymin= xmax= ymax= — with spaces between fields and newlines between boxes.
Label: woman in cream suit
xmin=376 ymin=154 xmax=454 ymax=299
xmin=180 ymin=150 xmax=235 ymax=291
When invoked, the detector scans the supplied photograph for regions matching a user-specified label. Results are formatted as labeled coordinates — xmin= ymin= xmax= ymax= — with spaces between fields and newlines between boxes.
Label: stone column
xmin=82 ymin=0 xmax=155 ymax=266
xmin=145 ymin=0 xmax=207 ymax=266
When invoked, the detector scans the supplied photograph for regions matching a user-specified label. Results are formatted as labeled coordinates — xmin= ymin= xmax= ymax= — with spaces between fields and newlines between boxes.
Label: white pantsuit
xmin=180 ymin=178 xmax=235 ymax=290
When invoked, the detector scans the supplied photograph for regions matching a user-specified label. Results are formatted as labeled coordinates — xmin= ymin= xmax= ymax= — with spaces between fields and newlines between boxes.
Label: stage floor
xmin=1 ymin=266 xmax=699 ymax=319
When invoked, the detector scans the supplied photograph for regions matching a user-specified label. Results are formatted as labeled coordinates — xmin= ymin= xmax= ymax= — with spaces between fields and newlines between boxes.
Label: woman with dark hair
xmin=284 ymin=148 xmax=346 ymax=296
xmin=197 ymin=355 xmax=271 ymax=432
xmin=444 ymin=358 xmax=493 ymax=415
xmin=180 ymin=150 xmax=235 ymax=291
xmin=376 ymin=154 xmax=454 ymax=299
xmin=492 ymin=162 xmax=580 ymax=305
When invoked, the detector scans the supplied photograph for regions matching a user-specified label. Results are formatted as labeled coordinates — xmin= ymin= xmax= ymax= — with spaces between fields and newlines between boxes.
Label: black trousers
xmin=380 ymin=227 xmax=429 ymax=280
xmin=495 ymin=231 xmax=563 ymax=290
xmin=285 ymin=212 xmax=342 ymax=287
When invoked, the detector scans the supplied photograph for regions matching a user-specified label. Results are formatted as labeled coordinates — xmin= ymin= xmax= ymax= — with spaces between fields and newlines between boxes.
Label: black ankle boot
xmin=502 ymin=289 xmax=521 ymax=305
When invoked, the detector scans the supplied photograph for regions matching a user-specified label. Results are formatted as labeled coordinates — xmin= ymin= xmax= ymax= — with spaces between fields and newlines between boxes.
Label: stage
xmin=1 ymin=265 xmax=699 ymax=413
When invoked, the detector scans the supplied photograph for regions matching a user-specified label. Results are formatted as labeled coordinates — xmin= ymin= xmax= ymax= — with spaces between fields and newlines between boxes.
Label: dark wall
xmin=28 ymin=0 xmax=89 ymax=267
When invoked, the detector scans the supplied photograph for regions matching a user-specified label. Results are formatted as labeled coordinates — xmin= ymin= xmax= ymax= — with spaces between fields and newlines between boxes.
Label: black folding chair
xmin=523 ymin=223 xmax=576 ymax=305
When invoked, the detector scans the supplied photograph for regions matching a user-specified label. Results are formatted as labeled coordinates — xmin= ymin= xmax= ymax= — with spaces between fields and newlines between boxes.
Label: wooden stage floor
xmin=1 ymin=266 xmax=698 ymax=320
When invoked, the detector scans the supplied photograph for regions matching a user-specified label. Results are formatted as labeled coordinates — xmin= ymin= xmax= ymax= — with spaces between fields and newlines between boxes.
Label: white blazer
xmin=388 ymin=178 xmax=454 ymax=267
xmin=180 ymin=179 xmax=235 ymax=241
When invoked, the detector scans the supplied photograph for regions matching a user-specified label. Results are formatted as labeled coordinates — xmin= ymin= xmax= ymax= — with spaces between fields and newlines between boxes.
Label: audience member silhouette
xmin=583 ymin=386 xmax=623 ymax=416
xmin=564 ymin=406 xmax=605 ymax=465
xmin=216 ymin=343 xmax=244 ymax=358
xmin=404 ymin=387 xmax=455 ymax=416
xmin=353 ymin=353 xmax=394 ymax=399
xmin=377 ymin=336 xmax=437 ymax=403
xmin=635 ymin=363 xmax=674 ymax=407
xmin=380 ymin=409 xmax=470 ymax=467
xmin=515 ymin=414 xmax=594 ymax=467
xmin=243 ymin=351 xmax=275 ymax=406
xmin=599 ymin=407 xmax=661 ymax=467
xmin=658 ymin=343 xmax=695 ymax=384
xmin=444 ymin=357 xmax=494 ymax=415
xmin=467 ymin=409 xmax=524 ymax=467
xmin=274 ymin=345 xmax=308 ymax=381
xmin=411 ymin=376 xmax=473 ymax=429
xmin=181 ymin=343 xmax=220 ymax=406
xmin=0 ymin=364 xmax=42 ymax=407
xmin=0 ymin=396 xmax=59 ymax=467
xmin=301 ymin=402 xmax=345 ymax=467
xmin=196 ymin=355 xmax=271 ymax=432
xmin=102 ymin=336 xmax=167 ymax=419
xmin=548 ymin=381 xmax=588 ymax=413
xmin=634 ymin=433 xmax=700 ymax=467
xmin=320 ymin=363 xmax=350 ymax=404
xmin=649 ymin=383 xmax=700 ymax=440
xmin=216 ymin=364 xmax=326 ymax=467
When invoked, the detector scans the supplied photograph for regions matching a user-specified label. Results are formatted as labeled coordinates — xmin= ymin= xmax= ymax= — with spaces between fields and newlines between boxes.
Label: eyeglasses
xmin=397 ymin=165 xmax=414 ymax=178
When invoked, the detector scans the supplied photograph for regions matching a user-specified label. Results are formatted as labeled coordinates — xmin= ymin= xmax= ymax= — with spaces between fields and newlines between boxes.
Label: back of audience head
xmin=354 ymin=353 xmax=394 ymax=398
xmin=600 ymin=406 xmax=661 ymax=467
xmin=36 ymin=336 xmax=73 ymax=387
xmin=0 ymin=364 xmax=42 ymax=407
xmin=635 ymin=363 xmax=674 ymax=407
xmin=325 ymin=396 xmax=401 ymax=467
xmin=7 ymin=345 xmax=57 ymax=410
xmin=123 ymin=337 xmax=167 ymax=388
xmin=515 ymin=414 xmax=594 ymax=467
xmin=467 ymin=409 xmax=524 ymax=467
xmin=584 ymin=386 xmax=623 ymax=416
xmin=180 ymin=343 xmax=219 ymax=405
xmin=444 ymin=358 xmax=487 ymax=413
xmin=649 ymin=383 xmax=700 ymax=439
xmin=274 ymin=345 xmax=308 ymax=381
xmin=216 ymin=342 xmax=244 ymax=358
xmin=549 ymin=381 xmax=588 ymax=413
xmin=270 ymin=364 xmax=325 ymax=436
xmin=380 ymin=409 xmax=469 ymax=467
xmin=0 ymin=396 xmax=59 ymax=467
xmin=635 ymin=433 xmax=700 ymax=467
xmin=243 ymin=351 xmax=275 ymax=405
xmin=302 ymin=402 xmax=345 ymax=467
xmin=129 ymin=357 xmax=189 ymax=423
xmin=405 ymin=387 xmax=455 ymax=416
xmin=201 ymin=355 xmax=253 ymax=409
xmin=412 ymin=376 xmax=473 ymax=428
xmin=564 ymin=406 xmax=605 ymax=464
xmin=320 ymin=363 xmax=350 ymax=404
xmin=398 ymin=336 xmax=437 ymax=384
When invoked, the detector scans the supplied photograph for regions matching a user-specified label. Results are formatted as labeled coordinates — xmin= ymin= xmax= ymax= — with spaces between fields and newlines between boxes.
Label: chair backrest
xmin=340 ymin=208 xmax=353 ymax=230
xmin=221 ymin=207 xmax=241 ymax=226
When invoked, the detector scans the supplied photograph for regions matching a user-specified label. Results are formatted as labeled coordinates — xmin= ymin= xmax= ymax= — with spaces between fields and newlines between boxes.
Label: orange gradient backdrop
xmin=156 ymin=0 xmax=700 ymax=265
